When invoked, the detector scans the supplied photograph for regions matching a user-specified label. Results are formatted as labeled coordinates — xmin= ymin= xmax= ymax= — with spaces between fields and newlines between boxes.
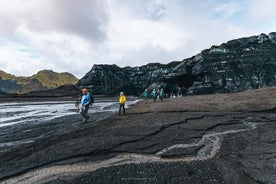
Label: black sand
xmin=0 ymin=87 xmax=276 ymax=184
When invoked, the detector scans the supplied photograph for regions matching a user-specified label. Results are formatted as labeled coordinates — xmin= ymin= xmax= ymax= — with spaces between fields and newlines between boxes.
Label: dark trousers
xmin=81 ymin=104 xmax=89 ymax=122
xmin=119 ymin=103 xmax=125 ymax=115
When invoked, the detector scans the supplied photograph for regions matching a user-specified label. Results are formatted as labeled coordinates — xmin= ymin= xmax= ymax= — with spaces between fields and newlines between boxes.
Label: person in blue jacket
xmin=80 ymin=88 xmax=91 ymax=123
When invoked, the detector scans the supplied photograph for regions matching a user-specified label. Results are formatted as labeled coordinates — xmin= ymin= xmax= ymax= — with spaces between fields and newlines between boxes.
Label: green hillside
xmin=0 ymin=70 xmax=79 ymax=94
xmin=33 ymin=70 xmax=78 ymax=88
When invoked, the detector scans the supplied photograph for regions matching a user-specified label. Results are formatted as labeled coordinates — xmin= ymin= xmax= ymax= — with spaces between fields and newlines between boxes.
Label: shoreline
xmin=0 ymin=95 xmax=139 ymax=103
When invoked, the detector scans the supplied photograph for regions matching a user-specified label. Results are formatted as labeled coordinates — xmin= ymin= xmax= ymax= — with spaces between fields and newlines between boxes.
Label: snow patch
xmin=209 ymin=48 xmax=229 ymax=53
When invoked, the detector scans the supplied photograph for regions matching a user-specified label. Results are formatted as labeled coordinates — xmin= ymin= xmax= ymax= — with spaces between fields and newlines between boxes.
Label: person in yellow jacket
xmin=119 ymin=92 xmax=127 ymax=115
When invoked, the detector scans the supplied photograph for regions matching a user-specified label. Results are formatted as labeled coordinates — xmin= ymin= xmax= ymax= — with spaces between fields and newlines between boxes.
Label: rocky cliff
xmin=77 ymin=62 xmax=180 ymax=96
xmin=78 ymin=32 xmax=276 ymax=96
xmin=0 ymin=70 xmax=79 ymax=94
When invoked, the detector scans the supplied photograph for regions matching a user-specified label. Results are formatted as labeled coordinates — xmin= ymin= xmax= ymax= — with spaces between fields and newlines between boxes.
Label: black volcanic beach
xmin=0 ymin=87 xmax=276 ymax=184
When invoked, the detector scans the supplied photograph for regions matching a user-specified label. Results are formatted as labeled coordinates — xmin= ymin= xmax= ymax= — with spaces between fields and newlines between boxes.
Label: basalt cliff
xmin=78 ymin=32 xmax=276 ymax=96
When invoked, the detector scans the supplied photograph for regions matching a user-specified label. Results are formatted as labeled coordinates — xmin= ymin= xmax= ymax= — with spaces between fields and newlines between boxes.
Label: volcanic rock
xmin=78 ymin=32 xmax=276 ymax=96
xmin=77 ymin=62 xmax=181 ymax=96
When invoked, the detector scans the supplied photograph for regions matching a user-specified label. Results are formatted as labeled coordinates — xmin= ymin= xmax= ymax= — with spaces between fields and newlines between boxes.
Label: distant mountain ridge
xmin=78 ymin=32 xmax=276 ymax=96
xmin=20 ymin=85 xmax=81 ymax=97
xmin=0 ymin=70 xmax=78 ymax=94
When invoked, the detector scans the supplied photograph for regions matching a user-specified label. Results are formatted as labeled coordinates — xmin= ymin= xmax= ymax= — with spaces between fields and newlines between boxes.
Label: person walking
xmin=80 ymin=88 xmax=91 ymax=123
xmin=119 ymin=92 xmax=127 ymax=115
xmin=75 ymin=96 xmax=81 ymax=112
xmin=157 ymin=89 xmax=160 ymax=100
xmin=151 ymin=89 xmax=157 ymax=102
xmin=143 ymin=89 xmax=149 ymax=101
xmin=160 ymin=89 xmax=165 ymax=101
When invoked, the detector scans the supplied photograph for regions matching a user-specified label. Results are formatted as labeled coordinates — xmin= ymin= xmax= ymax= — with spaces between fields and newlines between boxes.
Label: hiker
xmin=151 ymin=89 xmax=157 ymax=102
xmin=119 ymin=92 xmax=127 ymax=115
xmin=143 ymin=89 xmax=149 ymax=101
xmin=160 ymin=89 xmax=165 ymax=101
xmin=75 ymin=96 xmax=81 ymax=112
xmin=157 ymin=89 xmax=160 ymax=100
xmin=177 ymin=88 xmax=182 ymax=97
xmin=80 ymin=88 xmax=91 ymax=123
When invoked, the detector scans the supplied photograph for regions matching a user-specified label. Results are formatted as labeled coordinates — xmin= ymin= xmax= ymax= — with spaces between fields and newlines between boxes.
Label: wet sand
xmin=0 ymin=87 xmax=276 ymax=184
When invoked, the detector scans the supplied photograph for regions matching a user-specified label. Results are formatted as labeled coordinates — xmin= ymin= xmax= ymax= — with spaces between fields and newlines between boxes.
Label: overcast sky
xmin=0 ymin=0 xmax=275 ymax=78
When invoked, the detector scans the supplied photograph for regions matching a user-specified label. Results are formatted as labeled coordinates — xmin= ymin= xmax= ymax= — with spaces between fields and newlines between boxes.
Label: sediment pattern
xmin=1 ymin=110 xmax=275 ymax=184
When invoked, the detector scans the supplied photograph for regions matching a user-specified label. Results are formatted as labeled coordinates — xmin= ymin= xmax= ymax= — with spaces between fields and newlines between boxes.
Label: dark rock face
xmin=185 ymin=32 xmax=276 ymax=95
xmin=0 ymin=89 xmax=6 ymax=96
xmin=78 ymin=32 xmax=276 ymax=96
xmin=77 ymin=62 xmax=181 ymax=96
xmin=0 ymin=78 xmax=23 ymax=94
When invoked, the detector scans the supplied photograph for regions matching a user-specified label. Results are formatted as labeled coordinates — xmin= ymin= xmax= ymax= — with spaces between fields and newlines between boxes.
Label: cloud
xmin=106 ymin=0 xmax=251 ymax=65
xmin=244 ymin=0 xmax=276 ymax=32
xmin=247 ymin=0 xmax=276 ymax=21
xmin=213 ymin=2 xmax=243 ymax=20
xmin=0 ymin=0 xmax=275 ymax=78
xmin=0 ymin=0 xmax=110 ymax=78
xmin=117 ymin=43 xmax=185 ymax=67
xmin=0 ymin=0 xmax=109 ymax=42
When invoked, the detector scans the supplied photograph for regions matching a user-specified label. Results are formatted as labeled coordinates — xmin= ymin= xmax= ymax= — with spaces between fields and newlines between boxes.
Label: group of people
xmin=76 ymin=87 xmax=170 ymax=123
xmin=143 ymin=88 xmax=165 ymax=102
xmin=76 ymin=88 xmax=127 ymax=123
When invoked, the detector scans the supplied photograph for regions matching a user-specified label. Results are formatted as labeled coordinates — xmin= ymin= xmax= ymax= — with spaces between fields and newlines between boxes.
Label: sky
xmin=0 ymin=0 xmax=275 ymax=79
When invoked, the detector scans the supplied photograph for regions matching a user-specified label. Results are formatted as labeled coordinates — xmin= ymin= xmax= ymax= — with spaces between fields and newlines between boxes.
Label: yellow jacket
xmin=119 ymin=95 xmax=127 ymax=103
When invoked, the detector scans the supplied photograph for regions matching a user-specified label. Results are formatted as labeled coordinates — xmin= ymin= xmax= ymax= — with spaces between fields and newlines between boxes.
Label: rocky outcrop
xmin=78 ymin=32 xmax=276 ymax=96
xmin=0 ymin=70 xmax=79 ymax=94
xmin=77 ymin=62 xmax=181 ymax=96
xmin=184 ymin=32 xmax=276 ymax=95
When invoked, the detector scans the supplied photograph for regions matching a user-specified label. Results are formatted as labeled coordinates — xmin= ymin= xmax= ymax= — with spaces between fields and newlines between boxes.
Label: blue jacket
xmin=81 ymin=93 xmax=91 ymax=106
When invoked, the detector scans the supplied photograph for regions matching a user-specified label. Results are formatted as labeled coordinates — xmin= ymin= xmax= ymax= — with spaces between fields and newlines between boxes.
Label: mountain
xmin=0 ymin=70 xmax=79 ymax=94
xmin=20 ymin=85 xmax=81 ymax=97
xmin=78 ymin=32 xmax=276 ymax=96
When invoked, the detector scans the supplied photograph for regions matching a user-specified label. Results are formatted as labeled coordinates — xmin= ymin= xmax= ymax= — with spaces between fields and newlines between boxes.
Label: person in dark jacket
xmin=151 ymin=89 xmax=157 ymax=102
xmin=160 ymin=89 xmax=165 ymax=101
xmin=143 ymin=89 xmax=149 ymax=101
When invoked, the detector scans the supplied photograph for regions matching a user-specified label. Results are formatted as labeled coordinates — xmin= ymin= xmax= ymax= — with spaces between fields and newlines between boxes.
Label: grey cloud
xmin=0 ymin=4 xmax=21 ymax=36
xmin=0 ymin=0 xmax=109 ymax=42
xmin=118 ymin=44 xmax=185 ymax=67
xmin=32 ymin=0 xmax=109 ymax=42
